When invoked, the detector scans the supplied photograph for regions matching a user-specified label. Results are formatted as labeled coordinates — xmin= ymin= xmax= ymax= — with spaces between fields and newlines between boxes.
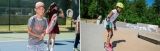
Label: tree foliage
xmin=81 ymin=0 xmax=160 ymax=27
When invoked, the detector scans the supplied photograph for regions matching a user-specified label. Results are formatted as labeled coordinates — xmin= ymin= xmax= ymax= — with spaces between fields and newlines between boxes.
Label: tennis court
xmin=0 ymin=32 xmax=80 ymax=51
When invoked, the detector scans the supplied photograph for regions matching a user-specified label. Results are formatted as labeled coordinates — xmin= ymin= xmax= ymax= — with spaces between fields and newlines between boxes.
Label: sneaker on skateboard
xmin=104 ymin=42 xmax=113 ymax=51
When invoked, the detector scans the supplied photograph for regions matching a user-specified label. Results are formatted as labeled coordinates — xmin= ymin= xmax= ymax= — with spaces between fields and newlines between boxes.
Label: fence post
xmin=9 ymin=0 xmax=10 ymax=31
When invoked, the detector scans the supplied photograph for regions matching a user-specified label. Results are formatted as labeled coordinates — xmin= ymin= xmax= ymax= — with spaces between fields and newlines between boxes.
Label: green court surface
xmin=0 ymin=32 xmax=76 ymax=41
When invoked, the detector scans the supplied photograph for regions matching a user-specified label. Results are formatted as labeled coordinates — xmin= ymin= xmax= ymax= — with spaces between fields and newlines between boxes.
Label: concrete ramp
xmin=138 ymin=32 xmax=160 ymax=45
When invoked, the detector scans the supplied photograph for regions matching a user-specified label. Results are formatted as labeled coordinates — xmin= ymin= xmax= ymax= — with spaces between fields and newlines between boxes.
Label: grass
xmin=0 ymin=17 xmax=75 ymax=32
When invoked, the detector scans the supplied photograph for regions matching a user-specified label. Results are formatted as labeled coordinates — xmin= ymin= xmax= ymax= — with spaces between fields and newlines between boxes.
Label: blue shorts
xmin=106 ymin=22 xmax=113 ymax=29
xmin=104 ymin=18 xmax=113 ymax=29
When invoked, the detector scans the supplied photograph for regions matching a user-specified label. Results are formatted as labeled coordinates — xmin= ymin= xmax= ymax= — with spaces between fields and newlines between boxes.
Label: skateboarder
xmin=105 ymin=2 xmax=124 ymax=51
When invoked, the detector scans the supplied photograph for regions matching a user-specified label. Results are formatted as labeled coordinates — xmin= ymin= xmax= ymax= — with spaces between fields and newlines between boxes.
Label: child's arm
xmin=72 ymin=19 xmax=77 ymax=23
xmin=58 ymin=8 xmax=64 ymax=18
xmin=106 ymin=11 xmax=114 ymax=22
xmin=113 ymin=20 xmax=117 ymax=30
xmin=107 ymin=11 xmax=114 ymax=19
xmin=77 ymin=21 xmax=80 ymax=33
xmin=28 ymin=27 xmax=44 ymax=40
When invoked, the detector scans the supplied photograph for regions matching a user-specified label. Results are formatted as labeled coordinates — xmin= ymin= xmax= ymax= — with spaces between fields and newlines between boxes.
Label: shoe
xmin=106 ymin=45 xmax=112 ymax=51
xmin=109 ymin=43 xmax=112 ymax=47
xmin=50 ymin=48 xmax=53 ymax=51
xmin=73 ymin=48 xmax=79 ymax=51
xmin=46 ymin=48 xmax=50 ymax=51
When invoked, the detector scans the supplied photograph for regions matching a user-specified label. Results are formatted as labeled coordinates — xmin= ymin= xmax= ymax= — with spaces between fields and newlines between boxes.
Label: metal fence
xmin=0 ymin=0 xmax=79 ymax=32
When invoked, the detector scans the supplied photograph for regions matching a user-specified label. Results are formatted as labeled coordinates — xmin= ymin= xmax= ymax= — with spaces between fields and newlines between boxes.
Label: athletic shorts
xmin=27 ymin=43 xmax=45 ymax=51
xmin=106 ymin=22 xmax=113 ymax=29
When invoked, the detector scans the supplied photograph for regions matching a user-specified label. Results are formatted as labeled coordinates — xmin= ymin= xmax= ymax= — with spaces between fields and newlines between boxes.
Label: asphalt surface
xmin=81 ymin=22 xmax=160 ymax=51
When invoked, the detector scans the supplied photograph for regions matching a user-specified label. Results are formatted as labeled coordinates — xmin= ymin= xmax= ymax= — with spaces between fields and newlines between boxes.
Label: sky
xmin=146 ymin=0 xmax=154 ymax=6
xmin=129 ymin=0 xmax=154 ymax=7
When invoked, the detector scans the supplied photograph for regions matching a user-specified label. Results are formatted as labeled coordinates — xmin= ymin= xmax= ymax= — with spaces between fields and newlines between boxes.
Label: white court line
xmin=0 ymin=38 xmax=74 ymax=42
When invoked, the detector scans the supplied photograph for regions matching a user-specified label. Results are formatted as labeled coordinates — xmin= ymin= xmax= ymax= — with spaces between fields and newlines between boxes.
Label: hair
xmin=44 ymin=2 xmax=57 ymax=17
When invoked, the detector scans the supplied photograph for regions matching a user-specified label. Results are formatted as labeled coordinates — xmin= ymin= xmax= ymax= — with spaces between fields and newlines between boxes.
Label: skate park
xmin=81 ymin=21 xmax=160 ymax=51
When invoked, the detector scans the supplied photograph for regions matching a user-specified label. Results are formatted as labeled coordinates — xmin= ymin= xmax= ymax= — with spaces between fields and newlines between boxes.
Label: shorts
xmin=106 ymin=22 xmax=113 ymax=29
xmin=27 ymin=43 xmax=45 ymax=51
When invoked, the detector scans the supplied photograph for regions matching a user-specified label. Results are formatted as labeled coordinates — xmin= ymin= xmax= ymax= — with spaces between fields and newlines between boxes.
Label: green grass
xmin=0 ymin=17 xmax=75 ymax=32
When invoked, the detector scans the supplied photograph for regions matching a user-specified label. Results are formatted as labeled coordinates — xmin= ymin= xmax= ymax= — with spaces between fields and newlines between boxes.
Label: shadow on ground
xmin=112 ymin=40 xmax=126 ymax=48
xmin=43 ymin=40 xmax=80 ymax=45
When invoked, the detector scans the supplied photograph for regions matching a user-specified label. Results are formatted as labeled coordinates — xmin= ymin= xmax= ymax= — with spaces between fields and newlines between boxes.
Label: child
xmin=27 ymin=2 xmax=47 ymax=51
xmin=44 ymin=2 xmax=64 ymax=51
xmin=105 ymin=2 xmax=124 ymax=51
xmin=71 ymin=15 xmax=80 ymax=51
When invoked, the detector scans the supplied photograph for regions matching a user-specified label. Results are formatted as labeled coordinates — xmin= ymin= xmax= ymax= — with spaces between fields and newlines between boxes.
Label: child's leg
xmin=47 ymin=34 xmax=52 ymax=50
xmin=50 ymin=34 xmax=56 ymax=51
xmin=106 ymin=22 xmax=113 ymax=46
xmin=74 ymin=33 xmax=80 ymax=48
xmin=107 ymin=29 xmax=113 ymax=46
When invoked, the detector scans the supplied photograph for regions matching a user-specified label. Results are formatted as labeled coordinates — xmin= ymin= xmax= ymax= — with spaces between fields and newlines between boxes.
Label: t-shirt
xmin=109 ymin=9 xmax=119 ymax=23
xmin=27 ymin=15 xmax=48 ymax=45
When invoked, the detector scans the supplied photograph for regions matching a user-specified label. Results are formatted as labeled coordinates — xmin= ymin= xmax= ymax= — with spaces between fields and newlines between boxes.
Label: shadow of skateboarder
xmin=112 ymin=40 xmax=126 ymax=48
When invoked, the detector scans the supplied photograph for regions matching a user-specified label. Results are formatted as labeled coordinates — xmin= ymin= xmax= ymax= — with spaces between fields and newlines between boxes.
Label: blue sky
xmin=130 ymin=0 xmax=154 ymax=7
xmin=146 ymin=0 xmax=154 ymax=6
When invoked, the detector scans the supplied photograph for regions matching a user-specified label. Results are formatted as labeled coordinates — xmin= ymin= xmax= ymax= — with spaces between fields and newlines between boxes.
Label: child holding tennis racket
xmin=70 ymin=15 xmax=80 ymax=51
xmin=44 ymin=2 xmax=64 ymax=51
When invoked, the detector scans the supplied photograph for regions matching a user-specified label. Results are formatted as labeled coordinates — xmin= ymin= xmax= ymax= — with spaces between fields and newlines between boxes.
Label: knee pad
xmin=108 ymin=34 xmax=113 ymax=38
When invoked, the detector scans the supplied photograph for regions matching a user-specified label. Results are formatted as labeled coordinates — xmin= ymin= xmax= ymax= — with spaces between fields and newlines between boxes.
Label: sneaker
xmin=106 ymin=45 xmax=112 ymax=51
xmin=46 ymin=48 xmax=50 ymax=51
xmin=109 ymin=43 xmax=112 ymax=47
xmin=73 ymin=48 xmax=79 ymax=51
xmin=50 ymin=48 xmax=53 ymax=51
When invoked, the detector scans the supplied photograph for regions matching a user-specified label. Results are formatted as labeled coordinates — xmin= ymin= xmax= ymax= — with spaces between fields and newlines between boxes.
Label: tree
xmin=88 ymin=0 xmax=98 ymax=18
xmin=80 ymin=0 xmax=92 ymax=18
xmin=153 ymin=0 xmax=160 ymax=14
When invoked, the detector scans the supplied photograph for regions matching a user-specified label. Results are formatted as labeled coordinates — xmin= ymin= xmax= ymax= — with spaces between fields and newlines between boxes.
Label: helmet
xmin=116 ymin=2 xmax=124 ymax=8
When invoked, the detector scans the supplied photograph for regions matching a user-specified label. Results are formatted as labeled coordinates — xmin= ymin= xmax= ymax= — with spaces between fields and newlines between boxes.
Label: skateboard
xmin=104 ymin=42 xmax=114 ymax=51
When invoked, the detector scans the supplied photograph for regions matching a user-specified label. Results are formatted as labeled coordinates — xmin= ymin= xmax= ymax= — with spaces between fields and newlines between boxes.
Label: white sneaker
xmin=50 ymin=48 xmax=53 ymax=51
xmin=73 ymin=48 xmax=79 ymax=51
xmin=46 ymin=48 xmax=50 ymax=51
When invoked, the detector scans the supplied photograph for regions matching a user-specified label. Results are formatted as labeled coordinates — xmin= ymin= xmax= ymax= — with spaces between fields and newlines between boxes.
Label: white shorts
xmin=27 ymin=43 xmax=45 ymax=51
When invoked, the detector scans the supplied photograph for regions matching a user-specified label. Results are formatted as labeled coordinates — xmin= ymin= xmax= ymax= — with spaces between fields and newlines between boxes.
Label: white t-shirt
xmin=109 ymin=9 xmax=119 ymax=23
